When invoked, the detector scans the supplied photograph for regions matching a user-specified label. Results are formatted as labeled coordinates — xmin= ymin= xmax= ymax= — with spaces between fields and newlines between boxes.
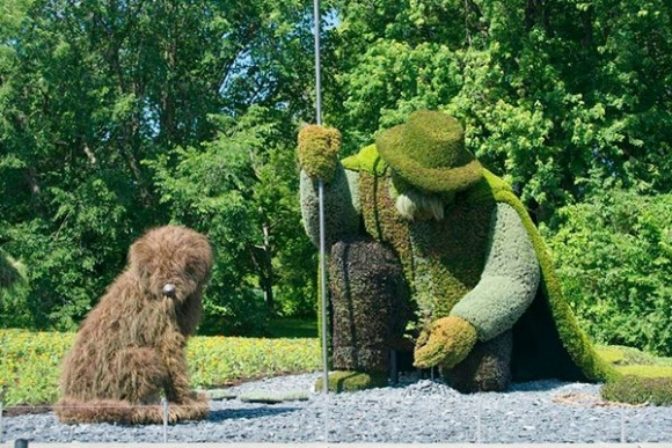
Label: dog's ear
xmin=128 ymin=239 xmax=153 ymax=278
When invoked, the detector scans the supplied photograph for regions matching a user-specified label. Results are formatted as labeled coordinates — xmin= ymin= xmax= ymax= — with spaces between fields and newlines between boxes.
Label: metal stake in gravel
xmin=475 ymin=399 xmax=482 ymax=443
xmin=0 ymin=389 xmax=3 ymax=444
xmin=161 ymin=397 xmax=168 ymax=443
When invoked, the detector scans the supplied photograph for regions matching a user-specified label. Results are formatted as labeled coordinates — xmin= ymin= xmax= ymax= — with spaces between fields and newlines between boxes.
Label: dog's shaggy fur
xmin=55 ymin=225 xmax=213 ymax=424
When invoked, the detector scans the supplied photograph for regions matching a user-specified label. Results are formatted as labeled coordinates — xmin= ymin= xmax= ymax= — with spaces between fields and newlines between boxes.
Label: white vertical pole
xmin=475 ymin=401 xmax=482 ymax=443
xmin=313 ymin=0 xmax=329 ymax=395
xmin=318 ymin=182 xmax=328 ymax=395
xmin=314 ymin=0 xmax=322 ymax=126
xmin=0 ymin=390 xmax=3 ymax=445
xmin=161 ymin=397 xmax=168 ymax=443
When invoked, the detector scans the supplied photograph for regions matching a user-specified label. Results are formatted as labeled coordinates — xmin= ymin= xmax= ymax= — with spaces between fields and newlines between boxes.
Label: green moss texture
xmin=329 ymin=238 xmax=411 ymax=373
xmin=444 ymin=330 xmax=512 ymax=393
xmin=359 ymin=170 xmax=414 ymax=281
xmin=450 ymin=203 xmax=540 ymax=342
xmin=375 ymin=110 xmax=483 ymax=193
xmin=341 ymin=144 xmax=388 ymax=175
xmin=595 ymin=345 xmax=672 ymax=403
xmin=297 ymin=125 xmax=342 ymax=181
xmin=414 ymin=315 xmax=477 ymax=369
xmin=299 ymin=166 xmax=361 ymax=248
xmin=597 ymin=345 xmax=672 ymax=368
xmin=616 ymin=365 xmax=672 ymax=378
xmin=360 ymin=169 xmax=494 ymax=325
xmin=602 ymin=375 xmax=672 ymax=406
xmin=483 ymin=174 xmax=617 ymax=383
xmin=315 ymin=370 xmax=388 ymax=393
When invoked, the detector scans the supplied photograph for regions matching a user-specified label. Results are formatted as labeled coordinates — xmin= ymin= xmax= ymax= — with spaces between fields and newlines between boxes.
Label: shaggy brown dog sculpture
xmin=56 ymin=225 xmax=213 ymax=424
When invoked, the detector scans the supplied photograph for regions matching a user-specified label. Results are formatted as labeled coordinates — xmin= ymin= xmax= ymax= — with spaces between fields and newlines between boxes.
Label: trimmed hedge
xmin=602 ymin=375 xmax=672 ymax=406
xmin=451 ymin=203 xmax=540 ymax=341
xmin=299 ymin=167 xmax=361 ymax=248
xmin=596 ymin=345 xmax=672 ymax=367
xmin=595 ymin=344 xmax=672 ymax=404
xmin=360 ymin=169 xmax=494 ymax=324
xmin=308 ymin=140 xmax=666 ymax=394
xmin=615 ymin=365 xmax=672 ymax=378
xmin=483 ymin=172 xmax=617 ymax=383
xmin=341 ymin=144 xmax=388 ymax=176
xmin=329 ymin=238 xmax=411 ymax=373
xmin=445 ymin=330 xmax=512 ymax=393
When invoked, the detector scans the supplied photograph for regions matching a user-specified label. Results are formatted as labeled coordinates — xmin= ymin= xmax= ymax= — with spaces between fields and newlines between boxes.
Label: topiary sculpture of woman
xmin=298 ymin=109 xmax=615 ymax=393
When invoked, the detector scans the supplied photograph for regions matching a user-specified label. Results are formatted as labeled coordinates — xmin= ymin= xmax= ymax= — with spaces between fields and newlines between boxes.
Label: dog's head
xmin=129 ymin=225 xmax=213 ymax=302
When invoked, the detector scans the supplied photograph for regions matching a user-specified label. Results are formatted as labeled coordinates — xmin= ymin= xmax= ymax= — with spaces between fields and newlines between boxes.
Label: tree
xmin=325 ymin=0 xmax=672 ymax=219
xmin=147 ymin=108 xmax=315 ymax=333
xmin=3 ymin=0 xmax=671 ymax=341
xmin=0 ymin=0 xmax=320 ymax=331
xmin=0 ymin=249 xmax=30 ymax=328
xmin=544 ymin=190 xmax=672 ymax=356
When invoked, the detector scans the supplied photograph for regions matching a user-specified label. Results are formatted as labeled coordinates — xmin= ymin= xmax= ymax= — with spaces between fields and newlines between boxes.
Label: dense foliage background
xmin=1 ymin=0 xmax=670 ymax=353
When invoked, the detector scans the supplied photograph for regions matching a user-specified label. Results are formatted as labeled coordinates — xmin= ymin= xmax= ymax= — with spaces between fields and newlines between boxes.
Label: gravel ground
xmin=3 ymin=373 xmax=672 ymax=444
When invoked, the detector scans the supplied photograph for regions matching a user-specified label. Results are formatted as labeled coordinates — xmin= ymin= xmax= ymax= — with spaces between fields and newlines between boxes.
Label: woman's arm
xmin=300 ymin=165 xmax=361 ymax=247
xmin=450 ymin=203 xmax=540 ymax=341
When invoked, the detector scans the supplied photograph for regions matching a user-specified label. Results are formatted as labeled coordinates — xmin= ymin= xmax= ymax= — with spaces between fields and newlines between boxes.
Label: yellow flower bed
xmin=0 ymin=329 xmax=320 ymax=406
xmin=187 ymin=335 xmax=320 ymax=387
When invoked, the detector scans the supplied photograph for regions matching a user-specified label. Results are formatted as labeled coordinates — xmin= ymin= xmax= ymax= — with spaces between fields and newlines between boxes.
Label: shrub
xmin=602 ymin=375 xmax=672 ymax=406
xmin=544 ymin=190 xmax=672 ymax=356
xmin=147 ymin=110 xmax=316 ymax=334
xmin=596 ymin=345 xmax=672 ymax=367
xmin=187 ymin=335 xmax=320 ymax=388
xmin=615 ymin=365 xmax=672 ymax=378
xmin=0 ymin=329 xmax=320 ymax=406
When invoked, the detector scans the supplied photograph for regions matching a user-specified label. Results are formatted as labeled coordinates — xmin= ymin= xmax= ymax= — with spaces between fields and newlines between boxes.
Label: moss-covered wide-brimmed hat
xmin=376 ymin=110 xmax=482 ymax=193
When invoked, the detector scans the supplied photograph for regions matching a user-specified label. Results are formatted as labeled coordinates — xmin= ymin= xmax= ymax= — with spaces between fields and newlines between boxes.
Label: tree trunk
xmin=261 ymin=222 xmax=274 ymax=313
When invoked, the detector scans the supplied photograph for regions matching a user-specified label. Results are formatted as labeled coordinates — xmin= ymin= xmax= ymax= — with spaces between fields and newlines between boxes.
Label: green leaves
xmin=1 ymin=0 xmax=671 ymax=339
xmin=335 ymin=39 xmax=461 ymax=151
xmin=545 ymin=190 xmax=672 ymax=356
xmin=146 ymin=108 xmax=314 ymax=333
xmin=328 ymin=0 xmax=672 ymax=218
xmin=0 ymin=0 xmax=319 ymax=332
xmin=0 ymin=329 xmax=320 ymax=406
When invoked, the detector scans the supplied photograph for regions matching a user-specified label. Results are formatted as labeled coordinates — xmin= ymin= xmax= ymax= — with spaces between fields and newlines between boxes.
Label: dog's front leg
xmin=160 ymin=331 xmax=194 ymax=403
